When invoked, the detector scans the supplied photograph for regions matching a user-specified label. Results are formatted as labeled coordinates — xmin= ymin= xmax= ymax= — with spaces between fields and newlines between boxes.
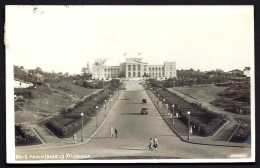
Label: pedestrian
xmin=190 ymin=126 xmax=193 ymax=136
xmin=73 ymin=133 xmax=76 ymax=144
xmin=193 ymin=125 xmax=196 ymax=135
xmin=115 ymin=127 xmax=118 ymax=138
xmin=148 ymin=138 xmax=154 ymax=151
xmin=110 ymin=127 xmax=114 ymax=137
xmin=239 ymin=108 xmax=243 ymax=115
xmin=153 ymin=136 xmax=158 ymax=151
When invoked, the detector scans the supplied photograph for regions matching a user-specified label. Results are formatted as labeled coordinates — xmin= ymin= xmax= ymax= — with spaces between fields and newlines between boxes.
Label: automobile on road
xmin=141 ymin=107 xmax=148 ymax=115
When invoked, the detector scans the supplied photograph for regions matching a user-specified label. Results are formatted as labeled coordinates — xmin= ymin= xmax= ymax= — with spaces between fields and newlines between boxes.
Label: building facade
xmin=243 ymin=67 xmax=250 ymax=77
xmin=92 ymin=58 xmax=177 ymax=79
xmin=14 ymin=78 xmax=33 ymax=88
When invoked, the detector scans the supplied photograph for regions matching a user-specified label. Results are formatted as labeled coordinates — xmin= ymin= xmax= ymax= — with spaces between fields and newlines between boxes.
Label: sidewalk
xmin=146 ymin=90 xmax=251 ymax=148
xmin=16 ymin=90 xmax=121 ymax=151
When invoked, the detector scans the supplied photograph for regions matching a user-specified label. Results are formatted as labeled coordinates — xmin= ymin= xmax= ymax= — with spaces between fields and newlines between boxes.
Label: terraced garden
xmin=150 ymin=87 xmax=226 ymax=136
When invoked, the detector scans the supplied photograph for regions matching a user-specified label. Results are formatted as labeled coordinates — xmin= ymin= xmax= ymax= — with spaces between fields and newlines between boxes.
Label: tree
xmin=81 ymin=62 xmax=91 ymax=80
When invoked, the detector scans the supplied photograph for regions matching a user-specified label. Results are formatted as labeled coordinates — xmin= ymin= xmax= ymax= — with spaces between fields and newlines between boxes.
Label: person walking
xmin=73 ymin=133 xmax=76 ymax=144
xmin=148 ymin=138 xmax=154 ymax=151
xmin=115 ymin=127 xmax=118 ymax=138
xmin=193 ymin=125 xmax=196 ymax=135
xmin=110 ymin=127 xmax=114 ymax=137
xmin=153 ymin=136 xmax=158 ymax=151
xmin=190 ymin=126 xmax=193 ymax=136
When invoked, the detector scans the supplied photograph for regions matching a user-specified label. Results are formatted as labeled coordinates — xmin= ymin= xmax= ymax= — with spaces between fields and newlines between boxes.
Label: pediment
xmin=126 ymin=60 xmax=144 ymax=64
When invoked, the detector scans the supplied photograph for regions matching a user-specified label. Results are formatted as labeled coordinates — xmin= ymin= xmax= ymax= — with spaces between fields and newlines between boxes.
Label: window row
xmin=104 ymin=68 xmax=120 ymax=72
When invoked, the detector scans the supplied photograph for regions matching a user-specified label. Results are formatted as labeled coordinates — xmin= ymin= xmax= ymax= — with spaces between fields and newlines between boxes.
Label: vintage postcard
xmin=6 ymin=5 xmax=255 ymax=163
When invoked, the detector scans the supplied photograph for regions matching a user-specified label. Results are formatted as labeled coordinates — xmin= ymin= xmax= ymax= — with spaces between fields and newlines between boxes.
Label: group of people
xmin=110 ymin=127 xmax=118 ymax=138
xmin=148 ymin=136 xmax=158 ymax=151
xmin=190 ymin=125 xmax=200 ymax=136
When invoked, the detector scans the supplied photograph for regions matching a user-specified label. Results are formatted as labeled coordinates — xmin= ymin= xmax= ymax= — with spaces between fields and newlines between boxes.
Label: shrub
xmin=231 ymin=123 xmax=250 ymax=143
xmin=64 ymin=113 xmax=81 ymax=119
xmin=15 ymin=124 xmax=41 ymax=146
xmin=15 ymin=103 xmax=24 ymax=111
xmin=46 ymin=115 xmax=89 ymax=137
xmin=15 ymin=88 xmax=35 ymax=99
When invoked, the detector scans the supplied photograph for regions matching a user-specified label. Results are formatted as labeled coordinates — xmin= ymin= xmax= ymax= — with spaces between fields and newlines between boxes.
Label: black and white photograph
xmin=6 ymin=5 xmax=255 ymax=163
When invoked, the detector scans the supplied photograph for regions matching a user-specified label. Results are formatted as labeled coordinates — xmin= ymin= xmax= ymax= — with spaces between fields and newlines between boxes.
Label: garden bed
xmin=150 ymin=86 xmax=226 ymax=136
xmin=44 ymin=115 xmax=91 ymax=138
xmin=15 ymin=124 xmax=42 ymax=146
xmin=230 ymin=123 xmax=251 ymax=143
xmin=44 ymin=80 xmax=121 ymax=138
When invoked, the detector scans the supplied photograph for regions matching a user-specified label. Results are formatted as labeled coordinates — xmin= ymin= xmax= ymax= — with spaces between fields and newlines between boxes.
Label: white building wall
xmin=244 ymin=70 xmax=250 ymax=77
xmin=14 ymin=80 xmax=33 ymax=88
xmin=92 ymin=58 xmax=177 ymax=79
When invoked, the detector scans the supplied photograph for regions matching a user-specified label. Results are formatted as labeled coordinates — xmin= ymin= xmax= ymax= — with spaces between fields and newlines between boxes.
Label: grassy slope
xmin=21 ymin=81 xmax=93 ymax=115
xmin=175 ymin=85 xmax=227 ymax=103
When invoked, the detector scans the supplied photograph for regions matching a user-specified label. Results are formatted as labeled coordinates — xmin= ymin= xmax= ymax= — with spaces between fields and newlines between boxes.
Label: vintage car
xmin=141 ymin=107 xmax=148 ymax=115
xmin=142 ymin=99 xmax=147 ymax=103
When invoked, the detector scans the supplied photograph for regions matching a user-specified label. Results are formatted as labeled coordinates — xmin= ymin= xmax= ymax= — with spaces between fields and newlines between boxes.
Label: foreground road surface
xmin=15 ymin=81 xmax=251 ymax=161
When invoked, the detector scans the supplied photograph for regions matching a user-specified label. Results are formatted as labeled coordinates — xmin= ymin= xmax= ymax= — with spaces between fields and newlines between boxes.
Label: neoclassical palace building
xmin=92 ymin=58 xmax=177 ymax=79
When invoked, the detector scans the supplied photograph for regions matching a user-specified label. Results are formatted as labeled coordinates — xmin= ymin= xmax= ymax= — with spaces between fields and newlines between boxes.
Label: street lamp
xmin=104 ymin=100 xmax=107 ymax=116
xmin=93 ymin=80 xmax=95 ymax=93
xmin=81 ymin=112 xmax=84 ymax=142
xmin=187 ymin=111 xmax=191 ymax=141
xmin=163 ymin=99 xmax=165 ymax=113
xmin=172 ymin=105 xmax=174 ymax=126
xmin=96 ymin=106 xmax=98 ymax=127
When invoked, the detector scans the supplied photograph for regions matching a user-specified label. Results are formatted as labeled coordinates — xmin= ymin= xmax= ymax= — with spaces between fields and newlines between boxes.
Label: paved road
xmin=15 ymin=81 xmax=251 ymax=161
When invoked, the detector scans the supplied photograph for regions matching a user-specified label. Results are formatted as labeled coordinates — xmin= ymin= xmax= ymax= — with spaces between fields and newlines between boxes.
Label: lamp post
xmin=187 ymin=111 xmax=190 ymax=141
xmin=96 ymin=106 xmax=98 ymax=127
xmin=104 ymin=100 xmax=107 ymax=116
xmin=172 ymin=105 xmax=174 ymax=126
xmin=81 ymin=112 xmax=84 ymax=142
xmin=163 ymin=98 xmax=165 ymax=113
xmin=109 ymin=99 xmax=111 ymax=108
xmin=93 ymin=80 xmax=95 ymax=93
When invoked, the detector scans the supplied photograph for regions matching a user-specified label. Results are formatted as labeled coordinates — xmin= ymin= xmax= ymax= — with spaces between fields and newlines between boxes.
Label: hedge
xmin=179 ymin=113 xmax=226 ymax=136
xmin=45 ymin=115 xmax=90 ymax=138
xmin=230 ymin=123 xmax=251 ymax=143
xmin=15 ymin=124 xmax=41 ymax=146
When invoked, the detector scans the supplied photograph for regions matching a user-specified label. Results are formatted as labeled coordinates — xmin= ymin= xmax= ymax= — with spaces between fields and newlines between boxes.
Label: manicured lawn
xmin=175 ymin=85 xmax=227 ymax=103
xmin=15 ymin=111 xmax=44 ymax=123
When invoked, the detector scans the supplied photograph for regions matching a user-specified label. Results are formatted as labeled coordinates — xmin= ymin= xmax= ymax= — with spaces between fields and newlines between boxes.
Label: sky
xmin=6 ymin=5 xmax=254 ymax=75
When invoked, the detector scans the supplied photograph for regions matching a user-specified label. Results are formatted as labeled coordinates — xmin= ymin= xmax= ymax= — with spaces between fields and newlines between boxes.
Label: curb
xmin=227 ymin=123 xmax=241 ymax=142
